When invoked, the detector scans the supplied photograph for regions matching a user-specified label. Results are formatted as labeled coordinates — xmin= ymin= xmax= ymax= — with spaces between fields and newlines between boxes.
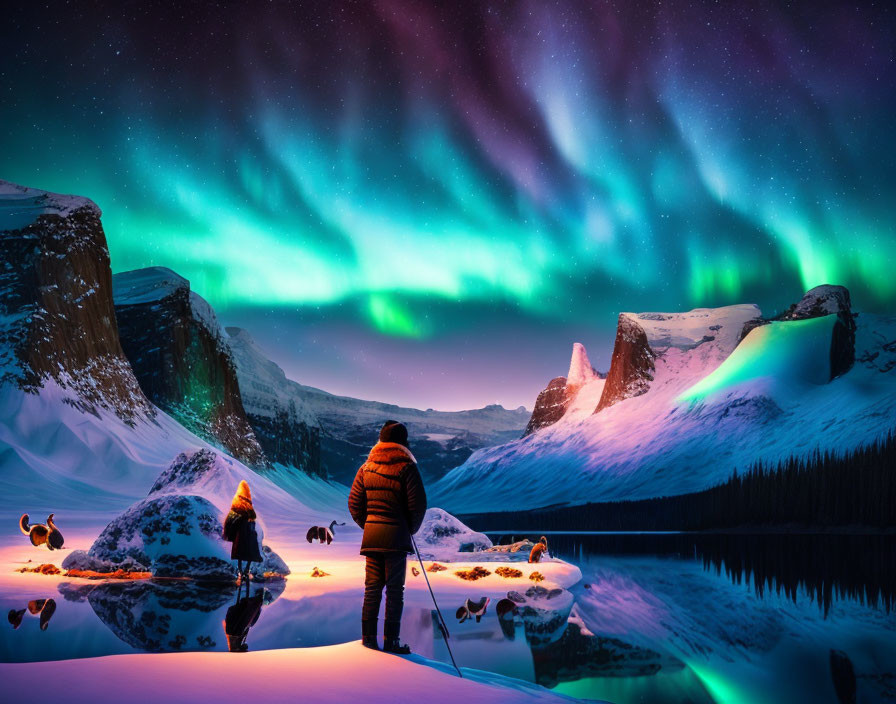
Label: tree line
xmin=462 ymin=430 xmax=895 ymax=531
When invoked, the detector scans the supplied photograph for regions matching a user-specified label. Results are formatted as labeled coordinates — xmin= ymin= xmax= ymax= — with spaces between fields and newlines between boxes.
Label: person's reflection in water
xmin=223 ymin=589 xmax=265 ymax=652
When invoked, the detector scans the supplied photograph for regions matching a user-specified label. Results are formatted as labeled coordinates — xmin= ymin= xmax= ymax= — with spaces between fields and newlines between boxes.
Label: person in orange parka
xmin=223 ymin=480 xmax=263 ymax=584
xmin=348 ymin=421 xmax=427 ymax=654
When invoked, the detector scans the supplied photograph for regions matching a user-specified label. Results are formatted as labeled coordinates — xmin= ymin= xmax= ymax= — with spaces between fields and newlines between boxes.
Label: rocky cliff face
xmin=524 ymin=377 xmax=572 ymax=436
xmin=595 ymin=315 xmax=656 ymax=413
xmin=0 ymin=181 xmax=154 ymax=424
xmin=112 ymin=267 xmax=265 ymax=466
xmin=739 ymin=284 xmax=856 ymax=380
xmin=225 ymin=327 xmax=322 ymax=478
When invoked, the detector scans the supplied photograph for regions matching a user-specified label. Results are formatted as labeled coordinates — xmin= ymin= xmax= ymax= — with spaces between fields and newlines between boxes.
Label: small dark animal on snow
xmin=306 ymin=520 xmax=345 ymax=544
xmin=456 ymin=596 xmax=490 ymax=623
xmin=19 ymin=514 xmax=64 ymax=550
xmin=528 ymin=536 xmax=548 ymax=563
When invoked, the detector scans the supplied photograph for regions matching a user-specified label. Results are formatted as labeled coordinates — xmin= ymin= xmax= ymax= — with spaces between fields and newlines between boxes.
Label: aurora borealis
xmin=2 ymin=1 xmax=894 ymax=409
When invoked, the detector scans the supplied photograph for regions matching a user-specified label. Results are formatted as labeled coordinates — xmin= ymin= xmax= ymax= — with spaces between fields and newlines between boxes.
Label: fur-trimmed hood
xmin=366 ymin=441 xmax=417 ymax=466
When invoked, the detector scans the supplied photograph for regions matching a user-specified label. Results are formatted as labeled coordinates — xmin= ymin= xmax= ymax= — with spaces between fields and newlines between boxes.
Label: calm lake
xmin=2 ymin=533 xmax=894 ymax=704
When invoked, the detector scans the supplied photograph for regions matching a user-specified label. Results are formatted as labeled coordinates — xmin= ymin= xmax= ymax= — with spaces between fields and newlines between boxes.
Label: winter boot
xmin=383 ymin=638 xmax=411 ymax=654
xmin=361 ymin=619 xmax=379 ymax=650
xmin=383 ymin=620 xmax=410 ymax=654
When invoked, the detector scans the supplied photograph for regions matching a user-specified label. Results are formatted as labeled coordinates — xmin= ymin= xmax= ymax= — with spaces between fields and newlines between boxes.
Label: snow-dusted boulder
xmin=415 ymin=508 xmax=492 ymax=560
xmin=63 ymin=450 xmax=289 ymax=581
xmin=64 ymin=494 xmax=234 ymax=580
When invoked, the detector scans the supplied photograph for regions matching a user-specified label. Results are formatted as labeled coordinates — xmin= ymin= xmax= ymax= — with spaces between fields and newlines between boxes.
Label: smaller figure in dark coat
xmin=223 ymin=481 xmax=263 ymax=584
xmin=348 ymin=420 xmax=427 ymax=654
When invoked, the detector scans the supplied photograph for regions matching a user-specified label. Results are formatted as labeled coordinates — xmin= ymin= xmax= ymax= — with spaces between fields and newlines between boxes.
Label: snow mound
xmin=415 ymin=507 xmax=493 ymax=560
xmin=63 ymin=493 xmax=236 ymax=580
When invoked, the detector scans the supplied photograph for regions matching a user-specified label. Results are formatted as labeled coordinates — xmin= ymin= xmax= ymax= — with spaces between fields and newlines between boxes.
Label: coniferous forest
xmin=463 ymin=431 xmax=896 ymax=532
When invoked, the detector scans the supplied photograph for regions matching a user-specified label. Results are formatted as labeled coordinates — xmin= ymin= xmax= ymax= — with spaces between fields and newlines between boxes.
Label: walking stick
xmin=411 ymin=536 xmax=462 ymax=678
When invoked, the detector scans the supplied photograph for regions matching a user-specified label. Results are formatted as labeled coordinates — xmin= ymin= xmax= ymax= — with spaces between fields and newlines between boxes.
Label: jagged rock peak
xmin=523 ymin=377 xmax=570 ymax=436
xmin=566 ymin=343 xmax=598 ymax=388
xmin=789 ymin=284 xmax=852 ymax=320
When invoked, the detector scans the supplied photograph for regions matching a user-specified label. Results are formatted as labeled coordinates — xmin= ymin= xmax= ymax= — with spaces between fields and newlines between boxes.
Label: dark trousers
xmin=362 ymin=552 xmax=407 ymax=638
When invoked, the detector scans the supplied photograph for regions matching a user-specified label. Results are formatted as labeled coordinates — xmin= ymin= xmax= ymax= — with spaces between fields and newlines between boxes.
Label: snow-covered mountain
xmin=112 ymin=267 xmax=266 ymax=467
xmin=0 ymin=180 xmax=154 ymax=425
xmin=0 ymin=181 xmax=345 ymax=521
xmin=433 ymin=288 xmax=896 ymax=514
xmin=226 ymin=326 xmax=530 ymax=485
xmin=224 ymin=326 xmax=322 ymax=477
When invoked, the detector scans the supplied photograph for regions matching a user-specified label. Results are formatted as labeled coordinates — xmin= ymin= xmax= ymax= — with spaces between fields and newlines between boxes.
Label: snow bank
xmin=1 ymin=641 xmax=593 ymax=703
xmin=678 ymin=315 xmax=835 ymax=403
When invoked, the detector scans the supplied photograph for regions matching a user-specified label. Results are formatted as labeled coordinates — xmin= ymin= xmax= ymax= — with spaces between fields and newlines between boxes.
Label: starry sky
xmin=2 ymin=1 xmax=894 ymax=410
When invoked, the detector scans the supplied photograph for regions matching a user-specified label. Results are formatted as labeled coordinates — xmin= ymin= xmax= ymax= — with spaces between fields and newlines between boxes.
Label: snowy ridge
xmin=433 ymin=306 xmax=896 ymax=514
xmin=0 ymin=179 xmax=100 ymax=231
xmin=625 ymin=304 xmax=760 ymax=352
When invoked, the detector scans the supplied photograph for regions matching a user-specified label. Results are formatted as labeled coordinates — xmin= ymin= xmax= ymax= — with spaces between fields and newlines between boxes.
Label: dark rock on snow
xmin=524 ymin=377 xmax=572 ymax=436
xmin=112 ymin=267 xmax=266 ymax=466
xmin=0 ymin=180 xmax=155 ymax=424
xmin=595 ymin=314 xmax=656 ymax=413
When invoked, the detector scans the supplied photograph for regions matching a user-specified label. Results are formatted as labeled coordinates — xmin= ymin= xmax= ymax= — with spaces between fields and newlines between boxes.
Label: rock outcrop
xmin=739 ymin=285 xmax=856 ymax=380
xmin=595 ymin=315 xmax=656 ymax=413
xmin=225 ymin=327 xmax=322 ymax=477
xmin=0 ymin=180 xmax=154 ymax=424
xmin=524 ymin=343 xmax=605 ymax=436
xmin=112 ymin=268 xmax=265 ymax=466
xmin=524 ymin=377 xmax=571 ymax=436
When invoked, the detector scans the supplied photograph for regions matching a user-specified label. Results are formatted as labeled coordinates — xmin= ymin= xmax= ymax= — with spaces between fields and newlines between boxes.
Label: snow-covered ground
xmin=433 ymin=309 xmax=896 ymax=514
xmin=0 ymin=378 xmax=591 ymax=703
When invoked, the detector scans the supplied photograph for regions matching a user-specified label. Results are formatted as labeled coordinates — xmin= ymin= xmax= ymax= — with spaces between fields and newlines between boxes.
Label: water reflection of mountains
xmin=494 ymin=532 xmax=895 ymax=616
